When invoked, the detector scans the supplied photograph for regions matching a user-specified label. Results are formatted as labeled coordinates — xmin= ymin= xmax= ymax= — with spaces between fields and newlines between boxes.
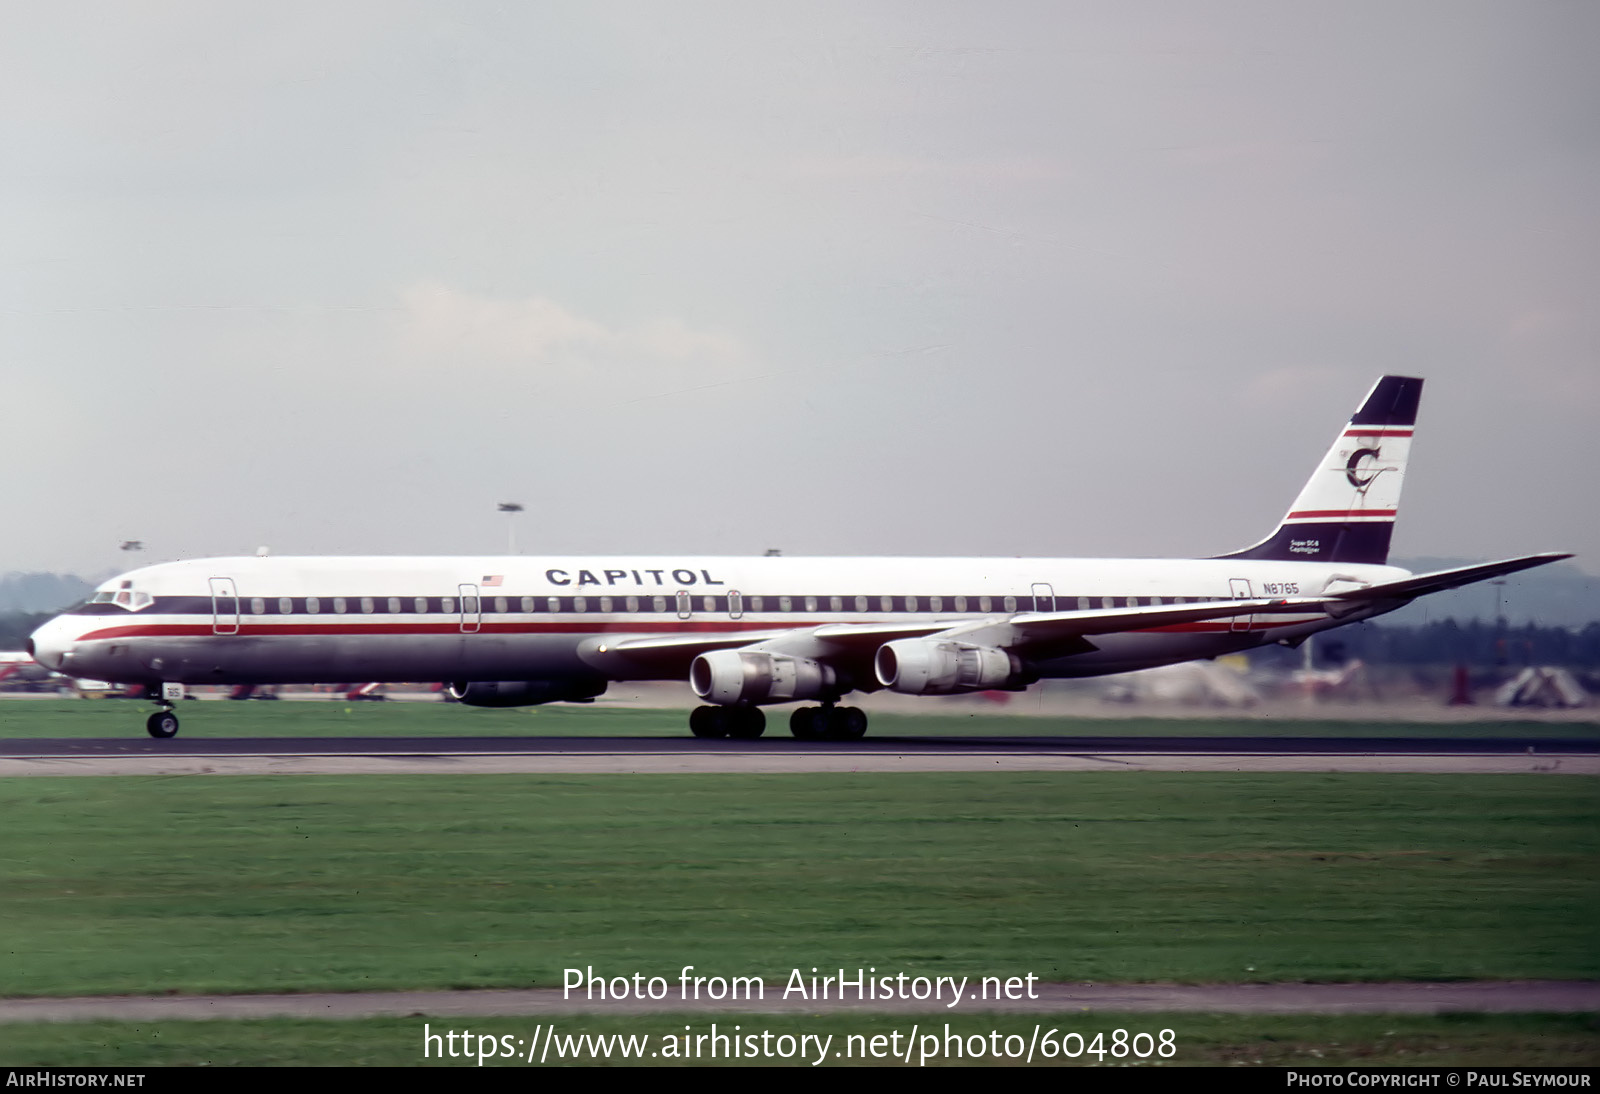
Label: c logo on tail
xmin=1345 ymin=447 xmax=1382 ymax=488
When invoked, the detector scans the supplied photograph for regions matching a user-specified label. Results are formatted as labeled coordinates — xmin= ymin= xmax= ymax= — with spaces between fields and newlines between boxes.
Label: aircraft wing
xmin=588 ymin=598 xmax=1298 ymax=673
xmin=1324 ymin=553 xmax=1572 ymax=603
xmin=582 ymin=555 xmax=1566 ymax=680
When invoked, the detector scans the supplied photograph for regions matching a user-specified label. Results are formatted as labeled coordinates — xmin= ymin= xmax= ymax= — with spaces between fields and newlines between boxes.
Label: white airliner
xmin=29 ymin=376 xmax=1569 ymax=740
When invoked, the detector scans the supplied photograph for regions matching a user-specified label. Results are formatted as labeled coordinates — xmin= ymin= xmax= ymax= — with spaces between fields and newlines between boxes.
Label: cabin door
xmin=458 ymin=583 xmax=481 ymax=633
xmin=1228 ymin=578 xmax=1254 ymax=632
xmin=209 ymin=577 xmax=239 ymax=636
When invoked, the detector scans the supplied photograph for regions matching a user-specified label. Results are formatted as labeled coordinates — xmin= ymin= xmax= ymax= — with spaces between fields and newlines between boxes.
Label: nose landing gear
xmin=145 ymin=709 xmax=180 ymax=738
xmin=145 ymin=682 xmax=185 ymax=738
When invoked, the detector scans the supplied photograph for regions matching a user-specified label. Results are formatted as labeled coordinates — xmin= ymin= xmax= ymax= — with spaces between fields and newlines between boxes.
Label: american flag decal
xmin=482 ymin=575 xmax=503 ymax=587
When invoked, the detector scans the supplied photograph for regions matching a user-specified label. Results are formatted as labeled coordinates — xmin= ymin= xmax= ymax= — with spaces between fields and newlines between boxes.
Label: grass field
xmin=1 ymin=1013 xmax=1596 ymax=1067
xmin=1 ymin=773 xmax=1595 ymax=998
xmin=2 ymin=698 xmax=1597 ymax=740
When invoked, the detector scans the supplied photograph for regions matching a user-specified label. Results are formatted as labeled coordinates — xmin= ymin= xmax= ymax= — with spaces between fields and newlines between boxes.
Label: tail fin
xmin=1216 ymin=375 xmax=1422 ymax=565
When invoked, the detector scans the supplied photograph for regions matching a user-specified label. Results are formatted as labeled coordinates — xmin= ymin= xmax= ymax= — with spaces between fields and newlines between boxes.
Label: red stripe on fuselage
xmin=76 ymin=619 xmax=821 ymax=642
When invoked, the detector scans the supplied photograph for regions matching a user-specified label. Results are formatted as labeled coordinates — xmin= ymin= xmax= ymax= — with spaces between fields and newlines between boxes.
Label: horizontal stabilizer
xmin=1331 ymin=553 xmax=1573 ymax=602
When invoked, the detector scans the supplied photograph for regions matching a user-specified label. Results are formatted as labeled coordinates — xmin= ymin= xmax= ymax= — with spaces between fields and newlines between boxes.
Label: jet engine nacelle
xmin=874 ymin=638 xmax=1024 ymax=696
xmin=447 ymin=678 xmax=608 ymax=707
xmin=690 ymin=649 xmax=838 ymax=705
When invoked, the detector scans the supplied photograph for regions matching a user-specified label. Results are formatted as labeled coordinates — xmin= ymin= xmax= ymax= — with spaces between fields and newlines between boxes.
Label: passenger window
xmin=702 ymin=596 xmax=715 ymax=612
xmin=361 ymin=597 xmax=375 ymax=614
xmin=652 ymin=595 xmax=666 ymax=612
xmin=387 ymin=597 xmax=400 ymax=613
xmin=333 ymin=597 xmax=347 ymax=614
xmin=954 ymin=596 xmax=967 ymax=612
xmin=251 ymin=598 xmax=266 ymax=614
xmin=779 ymin=596 xmax=792 ymax=611
xmin=307 ymin=597 xmax=320 ymax=614
xmin=805 ymin=596 xmax=818 ymax=612
xmin=879 ymin=596 xmax=892 ymax=612
xmin=442 ymin=597 xmax=455 ymax=614
xmin=549 ymin=597 xmax=561 ymax=613
xmin=829 ymin=596 xmax=842 ymax=612
xmin=279 ymin=597 xmax=293 ymax=614
xmin=929 ymin=596 xmax=943 ymax=612
xmin=1003 ymin=596 xmax=1016 ymax=612
xmin=749 ymin=596 xmax=764 ymax=612
xmin=855 ymin=595 xmax=868 ymax=611
xmin=599 ymin=597 xmax=613 ymax=612
xmin=573 ymin=597 xmax=586 ymax=613
xmin=1078 ymin=597 xmax=1090 ymax=610
xmin=905 ymin=596 xmax=918 ymax=612
xmin=415 ymin=597 xmax=428 ymax=613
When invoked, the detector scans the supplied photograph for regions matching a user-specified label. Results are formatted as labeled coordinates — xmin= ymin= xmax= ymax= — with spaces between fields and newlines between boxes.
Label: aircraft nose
xmin=28 ymin=617 xmax=74 ymax=671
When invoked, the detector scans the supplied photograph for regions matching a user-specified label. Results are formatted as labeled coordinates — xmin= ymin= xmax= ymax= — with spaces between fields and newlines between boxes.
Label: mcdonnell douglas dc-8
xmin=29 ymin=376 xmax=1569 ymax=739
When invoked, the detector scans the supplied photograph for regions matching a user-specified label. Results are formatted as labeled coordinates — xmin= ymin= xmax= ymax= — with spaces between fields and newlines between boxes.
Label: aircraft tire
xmin=689 ymin=705 xmax=726 ymax=739
xmin=146 ymin=711 xmax=180 ymax=739
xmin=726 ymin=707 xmax=766 ymax=739
xmin=810 ymin=706 xmax=845 ymax=741
xmin=790 ymin=707 xmax=821 ymax=740
xmin=836 ymin=706 xmax=868 ymax=740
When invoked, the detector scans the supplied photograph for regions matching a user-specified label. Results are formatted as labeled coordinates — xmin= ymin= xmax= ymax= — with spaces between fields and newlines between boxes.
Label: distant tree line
xmin=0 ymin=613 xmax=50 ymax=650
xmin=1257 ymin=620 xmax=1600 ymax=670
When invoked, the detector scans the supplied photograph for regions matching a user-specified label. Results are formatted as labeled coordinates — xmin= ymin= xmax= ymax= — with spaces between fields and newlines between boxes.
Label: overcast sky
xmin=4 ymin=2 xmax=1595 ymax=578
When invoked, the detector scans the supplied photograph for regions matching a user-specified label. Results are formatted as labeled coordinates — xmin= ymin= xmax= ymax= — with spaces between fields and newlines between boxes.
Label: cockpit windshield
xmin=83 ymin=583 xmax=153 ymax=612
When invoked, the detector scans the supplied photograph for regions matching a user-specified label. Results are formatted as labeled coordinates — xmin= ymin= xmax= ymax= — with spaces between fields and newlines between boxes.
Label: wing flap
xmin=1003 ymin=597 xmax=1302 ymax=642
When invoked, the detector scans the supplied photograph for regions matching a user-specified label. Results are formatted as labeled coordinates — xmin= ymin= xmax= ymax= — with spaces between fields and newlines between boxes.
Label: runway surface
xmin=3 ymin=981 xmax=1596 ymax=1022
xmin=1 ymin=735 xmax=1596 ymax=775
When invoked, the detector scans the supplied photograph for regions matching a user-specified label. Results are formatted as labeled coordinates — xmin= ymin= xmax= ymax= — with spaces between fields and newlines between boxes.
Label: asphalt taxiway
xmin=1 ymin=735 xmax=1595 ymax=775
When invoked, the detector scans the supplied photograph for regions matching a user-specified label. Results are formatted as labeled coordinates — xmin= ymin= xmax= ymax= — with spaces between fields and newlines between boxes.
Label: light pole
xmin=498 ymin=503 xmax=524 ymax=554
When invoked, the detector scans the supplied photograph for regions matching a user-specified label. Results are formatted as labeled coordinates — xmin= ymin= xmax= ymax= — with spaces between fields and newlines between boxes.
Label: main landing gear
xmin=686 ymin=703 xmax=869 ymax=741
xmin=789 ymin=703 xmax=867 ymax=741
xmin=689 ymin=705 xmax=766 ymax=739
